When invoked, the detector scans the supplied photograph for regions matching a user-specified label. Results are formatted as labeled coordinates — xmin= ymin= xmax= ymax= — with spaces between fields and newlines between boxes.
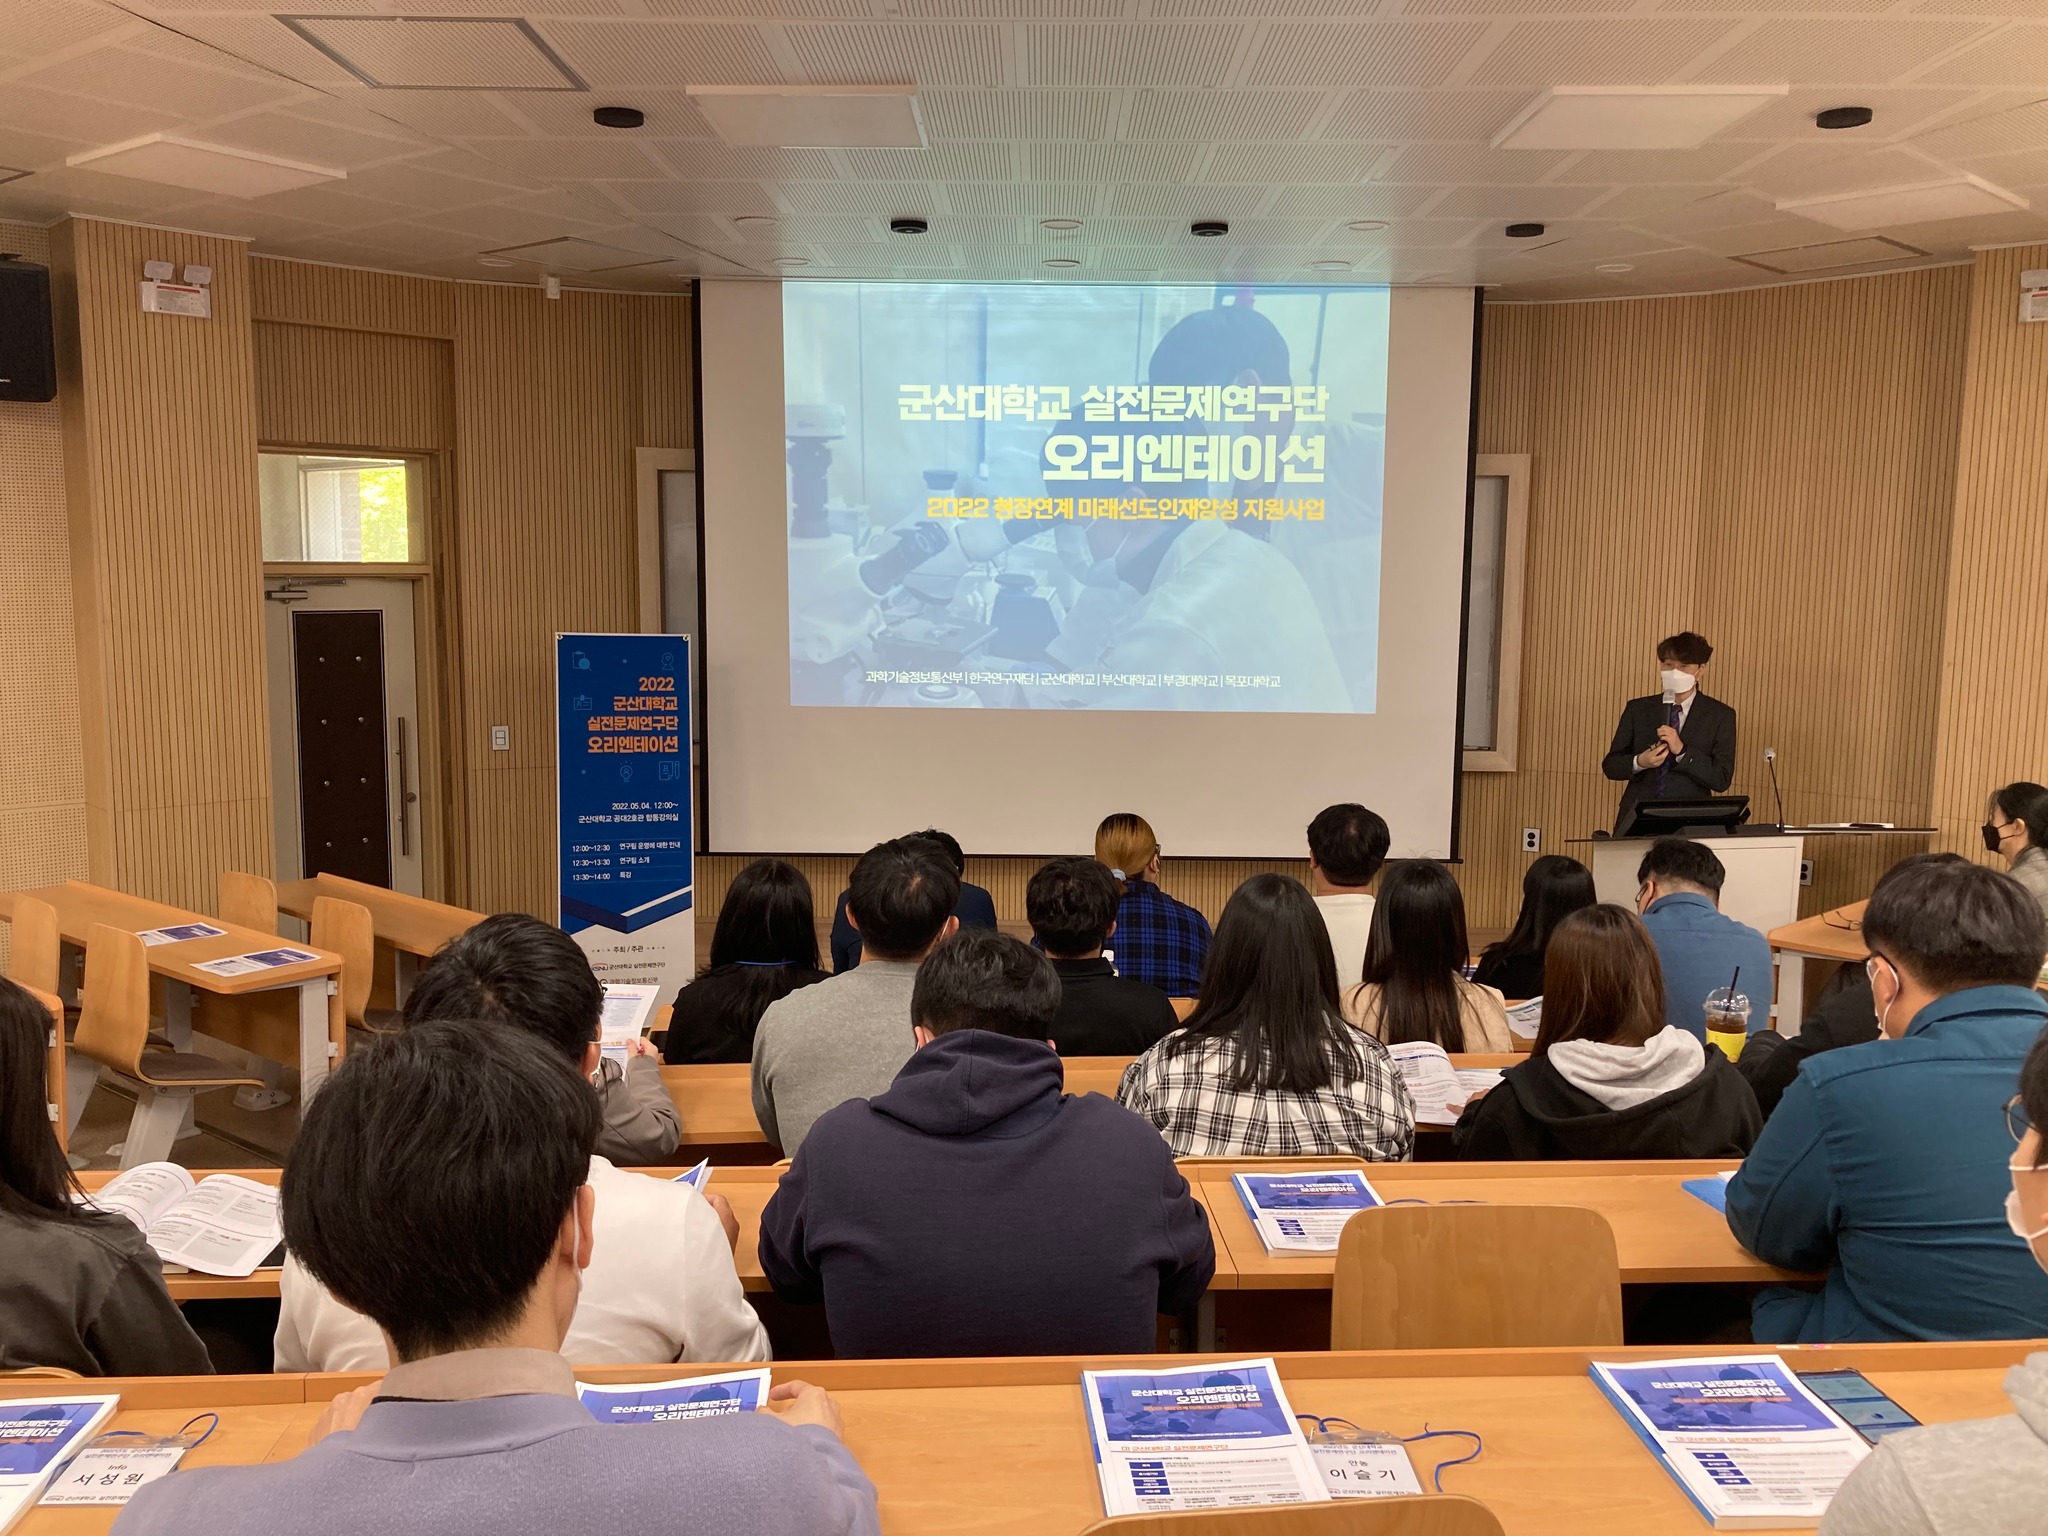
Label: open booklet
xmin=576 ymin=1368 xmax=771 ymax=1425
xmin=1505 ymin=998 xmax=1542 ymax=1039
xmin=1231 ymin=1170 xmax=1381 ymax=1254
xmin=1 ymin=1394 xmax=119 ymax=1534
xmin=1592 ymin=1355 xmax=1870 ymax=1528
xmin=598 ymin=983 xmax=661 ymax=1065
xmin=1083 ymin=1357 xmax=1328 ymax=1517
xmin=1385 ymin=1041 xmax=1502 ymax=1129
xmin=85 ymin=1164 xmax=282 ymax=1278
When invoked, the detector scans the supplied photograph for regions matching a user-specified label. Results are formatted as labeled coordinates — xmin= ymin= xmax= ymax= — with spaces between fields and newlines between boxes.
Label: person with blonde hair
xmin=1094 ymin=812 xmax=1212 ymax=998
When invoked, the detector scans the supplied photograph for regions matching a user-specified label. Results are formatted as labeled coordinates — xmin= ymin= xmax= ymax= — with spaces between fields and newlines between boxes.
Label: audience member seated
xmin=829 ymin=829 xmax=996 ymax=973
xmin=1635 ymin=837 xmax=1774 ymax=1043
xmin=1305 ymin=802 xmax=1390 ymax=987
xmin=1984 ymin=780 xmax=2048 ymax=923
xmin=1472 ymin=854 xmax=1595 ymax=1001
xmin=1095 ymin=811 xmax=1212 ymax=998
xmin=131 ymin=1024 xmax=876 ymax=1536
xmin=1818 ymin=1027 xmax=2048 ymax=1536
xmin=1738 ymin=961 xmax=1879 ymax=1120
xmin=664 ymin=858 xmax=829 ymax=1065
xmin=1343 ymin=859 xmax=1512 ymax=1052
xmin=1727 ymin=855 xmax=2048 ymax=1343
xmin=1118 ymin=874 xmax=1413 ymax=1159
xmin=400 ymin=913 xmax=680 ymax=1164
xmin=1026 ymin=856 xmax=1178 ymax=1056
xmin=1453 ymin=906 xmax=1760 ymax=1160
xmin=0 ymin=978 xmax=211 ymax=1377
xmin=759 ymin=930 xmax=1213 ymax=1357
xmin=279 ymin=924 xmax=766 ymax=1371
xmin=754 ymin=838 xmax=958 ymax=1155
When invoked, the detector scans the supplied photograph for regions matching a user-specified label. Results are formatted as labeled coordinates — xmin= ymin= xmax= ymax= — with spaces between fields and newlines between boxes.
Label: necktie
xmin=1654 ymin=702 xmax=1680 ymax=794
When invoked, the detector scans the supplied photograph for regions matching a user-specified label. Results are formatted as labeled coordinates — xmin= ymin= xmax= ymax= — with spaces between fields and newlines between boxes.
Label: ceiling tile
xmin=0 ymin=124 xmax=88 ymax=169
xmin=332 ymin=91 xmax=534 ymax=141
xmin=1910 ymin=96 xmax=2048 ymax=159
xmin=1716 ymin=87 xmax=1985 ymax=142
xmin=22 ymin=45 xmax=301 ymax=120
xmin=1558 ymin=143 xmax=1766 ymax=183
xmin=1741 ymin=143 xmax=1952 ymax=199
xmin=539 ymin=21 xmax=785 ymax=88
xmin=461 ymin=137 xmax=671 ymax=180
xmin=649 ymin=142 xmax=838 ymax=178
xmin=1426 ymin=183 xmax=1612 ymax=217
xmin=1261 ymin=182 xmax=1441 ymax=218
xmin=839 ymin=143 xmax=1012 ymax=180
xmin=785 ymin=23 xmax=1006 ymax=87
xmin=196 ymin=112 xmax=425 ymax=171
xmin=773 ymin=178 xmax=935 ymax=214
xmin=1657 ymin=0 xmax=1918 ymax=12
xmin=149 ymin=15 xmax=365 ymax=86
xmin=941 ymin=180 xmax=1100 ymax=216
xmin=1916 ymin=22 xmax=2048 ymax=86
xmin=2 ymin=0 xmax=137 ymax=60
xmin=1695 ymin=19 xmax=1996 ymax=86
xmin=1205 ymin=144 xmax=1381 ymax=182
xmin=893 ymin=0 xmax=1123 ymax=14
xmin=1320 ymin=89 xmax=1529 ymax=142
xmin=1103 ymin=182 xmax=1273 ymax=216
xmin=1381 ymin=143 xmax=1571 ymax=182
xmin=0 ymin=82 xmax=182 ymax=144
xmin=921 ymin=89 xmax=1113 ymax=141
xmin=1468 ymin=19 xmax=1734 ymax=88
xmin=599 ymin=178 xmax=781 ymax=216
xmin=1028 ymin=142 xmax=1201 ymax=182
xmin=1242 ymin=23 xmax=1488 ymax=89
xmin=1022 ymin=24 xmax=1244 ymax=88
xmin=1126 ymin=91 xmax=1324 ymax=142
xmin=497 ymin=90 xmax=717 ymax=141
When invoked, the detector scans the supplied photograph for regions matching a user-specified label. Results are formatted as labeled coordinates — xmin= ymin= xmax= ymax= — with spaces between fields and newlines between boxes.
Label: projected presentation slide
xmin=782 ymin=281 xmax=1388 ymax=714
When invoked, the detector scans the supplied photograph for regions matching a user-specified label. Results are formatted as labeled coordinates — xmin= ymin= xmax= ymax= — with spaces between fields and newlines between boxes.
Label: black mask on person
xmin=1983 ymin=822 xmax=2006 ymax=854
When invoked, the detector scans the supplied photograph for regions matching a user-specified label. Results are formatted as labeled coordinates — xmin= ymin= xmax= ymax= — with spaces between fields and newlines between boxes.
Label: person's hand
xmin=309 ymin=1383 xmax=378 ymax=1443
xmin=706 ymin=1190 xmax=739 ymax=1251
xmin=625 ymin=1035 xmax=659 ymax=1059
xmin=1637 ymin=742 xmax=1670 ymax=769
xmin=765 ymin=1380 xmax=845 ymax=1438
xmin=1655 ymin=724 xmax=1684 ymax=756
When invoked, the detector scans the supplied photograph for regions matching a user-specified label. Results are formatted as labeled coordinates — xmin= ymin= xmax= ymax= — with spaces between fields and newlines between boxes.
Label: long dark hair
xmin=686 ymin=860 xmax=821 ymax=1046
xmin=0 ymin=978 xmax=83 ymax=1222
xmin=1361 ymin=860 xmax=1469 ymax=1050
xmin=1533 ymin=905 xmax=1667 ymax=1055
xmin=1992 ymin=783 xmax=2048 ymax=854
xmin=1166 ymin=874 xmax=1364 ymax=1093
xmin=1482 ymin=855 xmax=1595 ymax=965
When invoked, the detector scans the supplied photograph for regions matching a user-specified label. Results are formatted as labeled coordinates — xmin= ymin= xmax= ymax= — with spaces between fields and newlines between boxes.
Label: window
xmin=1462 ymin=453 xmax=1530 ymax=773
xmin=260 ymin=452 xmax=422 ymax=564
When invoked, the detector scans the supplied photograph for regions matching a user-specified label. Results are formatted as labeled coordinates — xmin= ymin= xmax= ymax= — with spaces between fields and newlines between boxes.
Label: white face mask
xmin=2011 ymin=1163 xmax=2048 ymax=1273
xmin=1865 ymin=955 xmax=1900 ymax=1037
xmin=1660 ymin=667 xmax=1695 ymax=698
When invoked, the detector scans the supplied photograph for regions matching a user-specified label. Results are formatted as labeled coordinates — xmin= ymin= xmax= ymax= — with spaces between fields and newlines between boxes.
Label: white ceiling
xmin=1 ymin=0 xmax=2046 ymax=299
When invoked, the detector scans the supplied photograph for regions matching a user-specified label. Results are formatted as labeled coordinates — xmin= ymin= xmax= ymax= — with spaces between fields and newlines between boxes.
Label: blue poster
xmin=556 ymin=635 xmax=695 ymax=996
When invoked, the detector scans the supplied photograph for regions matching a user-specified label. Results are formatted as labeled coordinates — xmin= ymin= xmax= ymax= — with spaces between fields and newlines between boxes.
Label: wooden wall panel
xmin=51 ymin=218 xmax=272 ymax=912
xmin=253 ymin=322 xmax=454 ymax=452
xmin=250 ymin=257 xmax=453 ymax=339
xmin=0 ymin=219 xmax=89 ymax=944
xmin=1929 ymin=243 xmax=2048 ymax=854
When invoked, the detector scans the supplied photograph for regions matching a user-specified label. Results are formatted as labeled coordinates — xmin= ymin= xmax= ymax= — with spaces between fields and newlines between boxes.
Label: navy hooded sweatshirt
xmin=756 ymin=1029 xmax=1215 ymax=1358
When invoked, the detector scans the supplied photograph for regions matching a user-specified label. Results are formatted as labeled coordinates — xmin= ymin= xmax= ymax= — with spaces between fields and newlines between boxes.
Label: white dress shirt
xmin=1312 ymin=892 xmax=1376 ymax=990
xmin=273 ymin=1156 xmax=769 ymax=1371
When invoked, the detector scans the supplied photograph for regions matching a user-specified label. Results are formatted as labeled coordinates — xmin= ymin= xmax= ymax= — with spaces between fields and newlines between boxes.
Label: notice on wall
xmin=556 ymin=634 xmax=695 ymax=999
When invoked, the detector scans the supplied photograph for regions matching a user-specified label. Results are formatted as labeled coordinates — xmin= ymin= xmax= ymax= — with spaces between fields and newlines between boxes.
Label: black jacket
xmin=1471 ymin=947 xmax=1545 ymax=1001
xmin=757 ymin=1029 xmax=1214 ymax=1357
xmin=1602 ymin=692 xmax=1738 ymax=834
xmin=661 ymin=963 xmax=830 ymax=1064
xmin=830 ymin=881 xmax=1000 ymax=972
xmin=1047 ymin=958 xmax=1179 ymax=1057
xmin=1453 ymin=1051 xmax=1761 ymax=1161
xmin=1737 ymin=971 xmax=1880 ymax=1119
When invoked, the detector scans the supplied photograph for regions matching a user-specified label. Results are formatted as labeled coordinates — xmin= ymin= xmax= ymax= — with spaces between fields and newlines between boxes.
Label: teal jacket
xmin=1727 ymin=985 xmax=2048 ymax=1343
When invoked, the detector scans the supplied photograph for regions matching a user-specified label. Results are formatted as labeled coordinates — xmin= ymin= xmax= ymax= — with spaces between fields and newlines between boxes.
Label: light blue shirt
xmin=1640 ymin=891 xmax=1774 ymax=1040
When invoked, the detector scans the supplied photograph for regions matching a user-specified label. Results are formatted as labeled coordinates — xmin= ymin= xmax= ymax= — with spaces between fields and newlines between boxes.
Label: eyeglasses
xmin=2008 ymin=1095 xmax=2033 ymax=1147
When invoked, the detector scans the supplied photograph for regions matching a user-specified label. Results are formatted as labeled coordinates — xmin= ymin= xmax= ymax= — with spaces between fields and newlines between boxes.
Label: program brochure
xmin=1230 ymin=1170 xmax=1382 ymax=1254
xmin=577 ymin=1368 xmax=772 ymax=1425
xmin=86 ymin=1164 xmax=281 ymax=1278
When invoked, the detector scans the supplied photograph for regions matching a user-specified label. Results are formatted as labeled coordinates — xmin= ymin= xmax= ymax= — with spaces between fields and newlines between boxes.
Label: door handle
xmin=395 ymin=716 xmax=416 ymax=857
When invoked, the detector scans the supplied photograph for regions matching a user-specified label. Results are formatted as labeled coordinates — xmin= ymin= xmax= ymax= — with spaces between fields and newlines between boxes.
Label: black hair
xmin=1148 ymin=303 xmax=1293 ymax=389
xmin=846 ymin=837 xmax=960 ymax=961
xmin=2021 ymin=1028 xmax=2048 ymax=1169
xmin=906 ymin=829 xmax=967 ymax=876
xmin=282 ymin=1021 xmax=599 ymax=1362
xmin=1027 ymin=855 xmax=1121 ymax=958
xmin=1992 ymin=783 xmax=2048 ymax=853
xmin=1360 ymin=860 xmax=1471 ymax=1049
xmin=1862 ymin=853 xmax=2048 ymax=993
xmin=1482 ymin=855 xmax=1597 ymax=966
xmin=1306 ymin=804 xmax=1391 ymax=888
xmin=708 ymin=858 xmax=819 ymax=971
xmin=1166 ymin=873 xmax=1365 ymax=1094
xmin=1637 ymin=836 xmax=1726 ymax=898
xmin=1657 ymin=631 xmax=1713 ymax=666
xmin=403 ymin=913 xmax=600 ymax=1065
xmin=0 ymin=979 xmax=83 ymax=1223
xmin=912 ymin=928 xmax=1061 ymax=1041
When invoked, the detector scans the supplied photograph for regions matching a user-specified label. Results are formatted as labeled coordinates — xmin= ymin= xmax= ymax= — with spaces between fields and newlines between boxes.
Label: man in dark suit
xmin=830 ymin=829 xmax=998 ymax=973
xmin=1601 ymin=631 xmax=1737 ymax=834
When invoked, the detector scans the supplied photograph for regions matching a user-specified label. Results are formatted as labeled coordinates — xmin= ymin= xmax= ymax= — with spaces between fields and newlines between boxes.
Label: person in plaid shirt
xmin=1094 ymin=812 xmax=1212 ymax=998
xmin=1117 ymin=873 xmax=1414 ymax=1160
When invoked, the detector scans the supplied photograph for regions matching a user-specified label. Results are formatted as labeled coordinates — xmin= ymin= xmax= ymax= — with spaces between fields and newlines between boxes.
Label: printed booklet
xmin=577 ymin=1368 xmax=772 ymax=1425
xmin=86 ymin=1164 xmax=282 ymax=1277
xmin=1592 ymin=1355 xmax=1870 ymax=1528
xmin=0 ymin=1395 xmax=119 ymax=1533
xmin=1082 ymin=1357 xmax=1327 ymax=1517
xmin=1386 ymin=1041 xmax=1499 ymax=1127
xmin=1230 ymin=1170 xmax=1382 ymax=1254
xmin=599 ymin=984 xmax=661 ymax=1065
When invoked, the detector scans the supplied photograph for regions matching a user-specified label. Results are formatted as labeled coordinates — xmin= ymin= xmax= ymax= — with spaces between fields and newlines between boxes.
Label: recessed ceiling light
xmin=66 ymin=132 xmax=344 ymax=197
xmin=1346 ymin=220 xmax=1388 ymax=233
xmin=1190 ymin=219 xmax=1229 ymax=238
xmin=1042 ymin=257 xmax=1081 ymax=268
xmin=888 ymin=216 xmax=929 ymax=235
xmin=477 ymin=256 xmax=516 ymax=268
xmin=769 ymin=256 xmax=811 ymax=267
xmin=1492 ymin=85 xmax=1788 ymax=151
xmin=1595 ymin=262 xmax=1634 ymax=273
xmin=1777 ymin=174 xmax=2027 ymax=231
xmin=1309 ymin=259 xmax=1352 ymax=272
xmin=1040 ymin=218 xmax=1082 ymax=231
xmin=731 ymin=215 xmax=778 ymax=228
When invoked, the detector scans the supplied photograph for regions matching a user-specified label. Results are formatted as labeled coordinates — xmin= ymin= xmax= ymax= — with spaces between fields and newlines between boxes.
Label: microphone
xmin=1764 ymin=747 xmax=1787 ymax=832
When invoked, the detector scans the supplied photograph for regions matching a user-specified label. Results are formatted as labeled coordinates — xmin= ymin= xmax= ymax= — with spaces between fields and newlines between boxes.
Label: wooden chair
xmin=218 ymin=871 xmax=278 ymax=934
xmin=7 ymin=895 xmax=63 ymax=995
xmin=74 ymin=925 xmax=267 ymax=1170
xmin=312 ymin=896 xmax=385 ymax=1040
xmin=1082 ymin=1497 xmax=1504 ymax=1535
xmin=0 ymin=1366 xmax=83 ymax=1380
xmin=1330 ymin=1204 xmax=1622 ymax=1351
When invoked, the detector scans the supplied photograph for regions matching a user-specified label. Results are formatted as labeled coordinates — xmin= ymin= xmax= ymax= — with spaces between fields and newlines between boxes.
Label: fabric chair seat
xmin=130 ymin=1049 xmax=267 ymax=1088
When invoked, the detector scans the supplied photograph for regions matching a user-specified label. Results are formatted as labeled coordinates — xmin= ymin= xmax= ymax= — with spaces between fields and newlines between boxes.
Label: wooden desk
xmin=273 ymin=874 xmax=478 ymax=1002
xmin=1768 ymin=900 xmax=1867 ymax=1030
xmin=1 ymin=881 xmax=344 ymax=1101
xmin=75 ymin=1169 xmax=285 ymax=1302
xmin=10 ymin=1342 xmax=2030 ymax=1536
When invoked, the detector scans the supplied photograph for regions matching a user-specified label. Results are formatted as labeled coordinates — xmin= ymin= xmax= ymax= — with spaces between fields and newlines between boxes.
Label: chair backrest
xmin=7 ymin=895 xmax=62 ymax=994
xmin=218 ymin=871 xmax=278 ymax=934
xmin=311 ymin=896 xmax=375 ymax=1028
xmin=21 ymin=982 xmax=65 ymax=1147
xmin=1330 ymin=1204 xmax=1622 ymax=1351
xmin=1081 ymin=1496 xmax=1504 ymax=1535
xmin=73 ymin=924 xmax=153 ymax=1076
xmin=0 ymin=1365 xmax=84 ymax=1381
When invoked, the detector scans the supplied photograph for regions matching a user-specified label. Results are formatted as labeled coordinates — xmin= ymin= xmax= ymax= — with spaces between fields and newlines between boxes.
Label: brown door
xmin=292 ymin=609 xmax=392 ymax=886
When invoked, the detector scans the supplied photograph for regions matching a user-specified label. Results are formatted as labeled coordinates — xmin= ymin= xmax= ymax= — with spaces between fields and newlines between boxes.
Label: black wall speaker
xmin=0 ymin=258 xmax=57 ymax=403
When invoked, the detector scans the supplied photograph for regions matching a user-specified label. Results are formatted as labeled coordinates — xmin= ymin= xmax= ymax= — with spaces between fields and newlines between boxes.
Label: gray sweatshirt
xmin=1820 ymin=1353 xmax=2048 ymax=1536
xmin=751 ymin=960 xmax=918 ymax=1155
xmin=594 ymin=1054 xmax=680 ymax=1164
